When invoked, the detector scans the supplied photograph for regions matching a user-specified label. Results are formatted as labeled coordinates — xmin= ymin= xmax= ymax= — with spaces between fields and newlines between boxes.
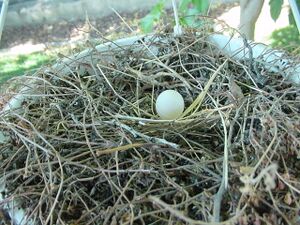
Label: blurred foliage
xmin=178 ymin=0 xmax=209 ymax=27
xmin=0 ymin=52 xmax=53 ymax=85
xmin=269 ymin=0 xmax=300 ymax=54
xmin=269 ymin=0 xmax=300 ymax=24
xmin=140 ymin=0 xmax=166 ymax=33
xmin=288 ymin=0 xmax=300 ymax=26
xmin=140 ymin=0 xmax=209 ymax=32
xmin=270 ymin=25 xmax=300 ymax=54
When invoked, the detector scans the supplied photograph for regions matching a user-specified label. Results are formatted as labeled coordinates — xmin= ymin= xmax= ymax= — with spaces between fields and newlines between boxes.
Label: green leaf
xmin=269 ymin=0 xmax=283 ymax=21
xmin=182 ymin=8 xmax=203 ymax=28
xmin=192 ymin=0 xmax=209 ymax=13
xmin=140 ymin=14 xmax=156 ymax=33
xmin=151 ymin=0 xmax=166 ymax=17
xmin=179 ymin=0 xmax=192 ymax=13
xmin=270 ymin=25 xmax=300 ymax=54
xmin=140 ymin=0 xmax=166 ymax=33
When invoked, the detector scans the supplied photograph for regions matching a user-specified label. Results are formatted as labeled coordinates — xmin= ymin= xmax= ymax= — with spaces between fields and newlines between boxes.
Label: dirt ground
xmin=0 ymin=0 xmax=293 ymax=53
xmin=0 ymin=2 xmax=237 ymax=51
xmin=0 ymin=11 xmax=146 ymax=50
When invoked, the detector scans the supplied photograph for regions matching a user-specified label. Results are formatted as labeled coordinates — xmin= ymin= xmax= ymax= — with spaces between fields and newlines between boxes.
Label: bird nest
xmin=0 ymin=30 xmax=300 ymax=225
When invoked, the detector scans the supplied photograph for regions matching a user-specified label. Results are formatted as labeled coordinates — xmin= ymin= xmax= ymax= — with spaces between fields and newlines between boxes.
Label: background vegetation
xmin=0 ymin=0 xmax=299 ymax=86
xmin=0 ymin=52 xmax=53 ymax=85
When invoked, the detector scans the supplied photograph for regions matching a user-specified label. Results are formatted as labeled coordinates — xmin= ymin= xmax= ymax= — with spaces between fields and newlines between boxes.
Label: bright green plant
xmin=269 ymin=0 xmax=300 ymax=53
xmin=270 ymin=25 xmax=300 ymax=54
xmin=140 ymin=0 xmax=209 ymax=33
xmin=178 ymin=0 xmax=209 ymax=27
xmin=269 ymin=0 xmax=300 ymax=25
xmin=140 ymin=0 xmax=166 ymax=33
xmin=269 ymin=0 xmax=284 ymax=21
xmin=0 ymin=52 xmax=53 ymax=86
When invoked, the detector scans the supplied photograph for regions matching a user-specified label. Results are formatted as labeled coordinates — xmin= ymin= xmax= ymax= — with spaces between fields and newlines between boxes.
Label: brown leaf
xmin=240 ymin=166 xmax=254 ymax=175
xmin=284 ymin=192 xmax=293 ymax=205
xmin=229 ymin=77 xmax=244 ymax=104
xmin=277 ymin=179 xmax=285 ymax=190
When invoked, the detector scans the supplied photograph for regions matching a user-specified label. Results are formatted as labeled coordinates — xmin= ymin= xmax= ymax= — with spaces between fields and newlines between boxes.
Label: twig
xmin=181 ymin=59 xmax=228 ymax=118
xmin=96 ymin=142 xmax=144 ymax=156
xmin=105 ymin=120 xmax=179 ymax=149
xmin=149 ymin=195 xmax=244 ymax=225
xmin=172 ymin=0 xmax=183 ymax=36
xmin=209 ymin=96 xmax=229 ymax=222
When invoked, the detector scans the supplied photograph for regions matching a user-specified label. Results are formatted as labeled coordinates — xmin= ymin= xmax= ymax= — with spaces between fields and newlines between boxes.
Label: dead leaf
xmin=277 ymin=179 xmax=285 ymax=190
xmin=284 ymin=192 xmax=293 ymax=205
xmin=240 ymin=166 xmax=254 ymax=175
xmin=229 ymin=77 xmax=244 ymax=104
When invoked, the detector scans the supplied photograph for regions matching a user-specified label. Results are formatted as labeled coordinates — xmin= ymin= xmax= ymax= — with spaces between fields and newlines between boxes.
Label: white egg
xmin=156 ymin=90 xmax=184 ymax=120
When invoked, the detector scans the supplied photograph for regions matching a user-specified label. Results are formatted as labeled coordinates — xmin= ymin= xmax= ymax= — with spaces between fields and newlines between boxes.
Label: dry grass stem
xmin=0 ymin=24 xmax=299 ymax=224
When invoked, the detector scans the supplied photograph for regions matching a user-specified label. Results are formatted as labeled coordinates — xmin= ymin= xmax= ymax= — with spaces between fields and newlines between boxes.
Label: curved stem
xmin=0 ymin=0 xmax=9 ymax=42
xmin=172 ymin=0 xmax=183 ymax=36
xmin=172 ymin=0 xmax=180 ymax=28
xmin=288 ymin=0 xmax=300 ymax=33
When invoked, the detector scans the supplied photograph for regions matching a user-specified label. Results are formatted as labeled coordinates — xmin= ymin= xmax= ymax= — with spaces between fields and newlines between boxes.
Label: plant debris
xmin=0 ymin=28 xmax=300 ymax=225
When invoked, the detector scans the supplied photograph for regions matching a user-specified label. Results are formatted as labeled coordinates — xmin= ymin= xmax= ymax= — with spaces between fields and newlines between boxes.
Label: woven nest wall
xmin=0 ymin=29 xmax=300 ymax=225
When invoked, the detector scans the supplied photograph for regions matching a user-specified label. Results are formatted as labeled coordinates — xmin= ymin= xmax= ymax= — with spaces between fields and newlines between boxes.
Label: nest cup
xmin=0 ymin=28 xmax=300 ymax=225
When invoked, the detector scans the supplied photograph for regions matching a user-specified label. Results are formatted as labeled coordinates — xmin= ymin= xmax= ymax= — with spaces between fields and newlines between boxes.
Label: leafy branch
xmin=140 ymin=0 xmax=209 ymax=33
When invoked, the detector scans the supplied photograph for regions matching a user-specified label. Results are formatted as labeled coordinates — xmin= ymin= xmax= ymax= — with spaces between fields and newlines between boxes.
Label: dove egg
xmin=156 ymin=90 xmax=184 ymax=120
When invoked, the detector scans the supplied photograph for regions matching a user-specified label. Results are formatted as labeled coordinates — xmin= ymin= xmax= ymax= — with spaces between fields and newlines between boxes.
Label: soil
xmin=0 ymin=2 xmax=237 ymax=50
xmin=0 ymin=11 xmax=146 ymax=50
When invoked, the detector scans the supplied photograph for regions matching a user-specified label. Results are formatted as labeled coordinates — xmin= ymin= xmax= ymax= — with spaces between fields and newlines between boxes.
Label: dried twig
xmin=0 ymin=25 xmax=299 ymax=225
